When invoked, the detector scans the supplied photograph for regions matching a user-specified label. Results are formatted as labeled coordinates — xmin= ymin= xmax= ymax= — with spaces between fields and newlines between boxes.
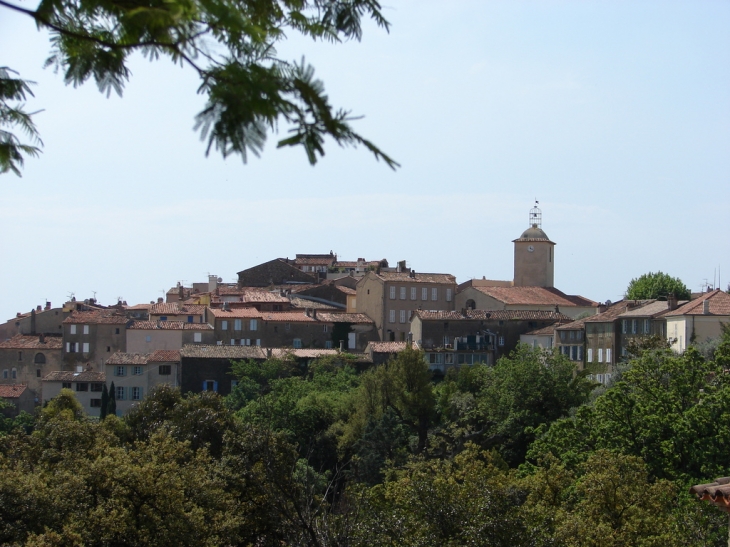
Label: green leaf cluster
xmin=626 ymin=271 xmax=691 ymax=300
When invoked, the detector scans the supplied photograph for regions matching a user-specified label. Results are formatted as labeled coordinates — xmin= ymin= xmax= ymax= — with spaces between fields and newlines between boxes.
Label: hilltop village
xmin=1 ymin=206 xmax=728 ymax=416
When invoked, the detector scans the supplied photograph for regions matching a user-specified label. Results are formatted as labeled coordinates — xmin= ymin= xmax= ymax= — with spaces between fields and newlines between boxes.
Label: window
xmin=82 ymin=343 xmax=89 ymax=353
xmin=411 ymin=287 xmax=417 ymax=300
xmin=389 ymin=310 xmax=396 ymax=323
xmin=160 ymin=316 xmax=168 ymax=321
xmin=325 ymin=340 xmax=333 ymax=349
xmin=76 ymin=383 xmax=88 ymax=392
xmin=146 ymin=335 xmax=152 ymax=342
xmin=234 ymin=319 xmax=242 ymax=331
xmin=231 ymin=380 xmax=238 ymax=389
xmin=644 ymin=319 xmax=651 ymax=334
xmin=11 ymin=368 xmax=16 ymax=379
xmin=106 ymin=346 xmax=111 ymax=352
xmin=431 ymin=288 xmax=438 ymax=301
xmin=221 ymin=320 xmax=228 ymax=330
xmin=587 ymin=348 xmax=593 ymax=362
xmin=631 ymin=320 xmax=637 ymax=334
xmin=83 ymin=325 xmax=89 ymax=335
xmin=90 ymin=399 xmax=102 ymax=408
xmin=36 ymin=369 xmax=41 ymax=377
xmin=606 ymin=348 xmax=612 ymax=363
xmin=66 ymin=342 xmax=77 ymax=353
xmin=577 ymin=331 xmax=583 ymax=341
xmin=569 ymin=331 xmax=575 ymax=340
xmin=285 ymin=323 xmax=291 ymax=332
xmin=399 ymin=310 xmax=406 ymax=323
xmin=194 ymin=332 xmax=202 ymax=343
xmin=230 ymin=339 xmax=236 ymax=345
xmin=133 ymin=366 xmax=143 ymax=375
xmin=422 ymin=287 xmax=428 ymax=300
xmin=622 ymin=320 xmax=628 ymax=334
xmin=115 ymin=366 xmax=126 ymax=376
xmin=598 ymin=348 xmax=603 ymax=363
xmin=560 ymin=331 xmax=566 ymax=341
xmin=34 ymin=353 xmax=45 ymax=364
xmin=115 ymin=328 xmax=120 ymax=335
xmin=389 ymin=286 xmax=396 ymax=299
xmin=131 ymin=387 xmax=143 ymax=401
xmin=187 ymin=315 xmax=194 ymax=323
xmin=250 ymin=319 xmax=258 ymax=331
xmin=62 ymin=382 xmax=71 ymax=389
xmin=293 ymin=338 xmax=302 ymax=349
xmin=91 ymin=383 xmax=103 ymax=392
xmin=498 ymin=336 xmax=504 ymax=346
xmin=400 ymin=287 xmax=406 ymax=300
xmin=116 ymin=386 xmax=126 ymax=400
xmin=578 ymin=346 xmax=584 ymax=361
xmin=70 ymin=325 xmax=77 ymax=334
xmin=255 ymin=339 xmax=261 ymax=346
xmin=323 ymin=324 xmax=328 ymax=333
xmin=17 ymin=351 xmax=22 ymax=361
xmin=571 ymin=346 xmax=578 ymax=361
xmin=443 ymin=336 xmax=450 ymax=346
xmin=596 ymin=374 xmax=604 ymax=384
xmin=446 ymin=288 xmax=452 ymax=302
xmin=159 ymin=365 xmax=171 ymax=375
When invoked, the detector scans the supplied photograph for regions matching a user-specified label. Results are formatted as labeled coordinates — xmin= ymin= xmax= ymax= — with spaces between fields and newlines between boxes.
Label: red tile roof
xmin=270 ymin=348 xmax=340 ymax=359
xmin=243 ymin=291 xmax=290 ymax=303
xmin=288 ymin=297 xmax=339 ymax=310
xmin=0 ymin=334 xmax=63 ymax=349
xmin=666 ymin=290 xmax=730 ymax=317
xmin=315 ymin=312 xmax=374 ymax=324
xmin=106 ymin=352 xmax=151 ymax=365
xmin=44 ymin=371 xmax=106 ymax=382
xmin=367 ymin=341 xmax=409 ymax=353
xmin=149 ymin=350 xmax=181 ymax=362
xmin=150 ymin=303 xmax=206 ymax=316
xmin=414 ymin=309 xmax=572 ymax=322
xmin=374 ymin=272 xmax=456 ymax=284
xmin=259 ymin=311 xmax=317 ymax=323
xmin=63 ymin=310 xmax=128 ymax=325
xmin=209 ymin=308 xmax=263 ymax=319
xmin=128 ymin=321 xmax=212 ymax=330
xmin=471 ymin=286 xmax=596 ymax=308
xmin=179 ymin=345 xmax=268 ymax=359
xmin=0 ymin=384 xmax=28 ymax=398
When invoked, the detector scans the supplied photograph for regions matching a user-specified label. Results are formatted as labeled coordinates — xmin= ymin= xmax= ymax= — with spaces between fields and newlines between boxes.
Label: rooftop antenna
xmin=529 ymin=200 xmax=542 ymax=228
xmin=92 ymin=290 xmax=97 ymax=300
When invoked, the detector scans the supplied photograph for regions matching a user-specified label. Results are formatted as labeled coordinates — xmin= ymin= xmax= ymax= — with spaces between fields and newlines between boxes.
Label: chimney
xmin=305 ymin=308 xmax=311 ymax=317
xmin=407 ymin=332 xmax=413 ymax=347
xmin=36 ymin=305 xmax=42 ymax=312
xmin=409 ymin=270 xmax=416 ymax=278
xmin=667 ymin=293 xmax=677 ymax=311
xmin=45 ymin=301 xmax=51 ymax=310
xmin=598 ymin=303 xmax=607 ymax=313
xmin=157 ymin=297 xmax=163 ymax=304
xmin=554 ymin=305 xmax=560 ymax=313
xmin=39 ymin=334 xmax=45 ymax=344
xmin=178 ymin=284 xmax=184 ymax=299
xmin=703 ymin=299 xmax=710 ymax=315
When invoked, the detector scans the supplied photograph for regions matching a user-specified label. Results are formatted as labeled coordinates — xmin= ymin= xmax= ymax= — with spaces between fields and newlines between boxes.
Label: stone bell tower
xmin=513 ymin=202 xmax=555 ymax=287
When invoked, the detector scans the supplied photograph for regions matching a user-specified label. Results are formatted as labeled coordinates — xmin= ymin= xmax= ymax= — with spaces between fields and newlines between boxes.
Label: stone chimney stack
xmin=667 ymin=293 xmax=678 ymax=311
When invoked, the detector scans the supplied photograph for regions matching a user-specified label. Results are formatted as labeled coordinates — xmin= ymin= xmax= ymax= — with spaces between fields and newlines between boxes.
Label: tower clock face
xmin=527 ymin=245 xmax=534 ymax=252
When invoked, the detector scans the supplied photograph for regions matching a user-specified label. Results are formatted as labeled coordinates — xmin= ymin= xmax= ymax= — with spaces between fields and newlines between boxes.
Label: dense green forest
xmin=2 ymin=332 xmax=730 ymax=546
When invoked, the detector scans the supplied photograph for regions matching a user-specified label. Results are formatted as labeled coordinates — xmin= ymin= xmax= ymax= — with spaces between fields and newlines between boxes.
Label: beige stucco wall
xmin=127 ymin=330 xmax=183 ymax=353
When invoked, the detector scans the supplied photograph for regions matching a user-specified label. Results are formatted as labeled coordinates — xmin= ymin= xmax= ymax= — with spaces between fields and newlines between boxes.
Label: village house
xmin=0 ymin=333 xmax=63 ymax=402
xmin=665 ymin=289 xmax=730 ymax=353
xmin=105 ymin=350 xmax=181 ymax=414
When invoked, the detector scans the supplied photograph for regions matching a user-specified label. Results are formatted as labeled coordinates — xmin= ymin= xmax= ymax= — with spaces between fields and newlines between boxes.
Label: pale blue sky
xmin=0 ymin=1 xmax=728 ymax=318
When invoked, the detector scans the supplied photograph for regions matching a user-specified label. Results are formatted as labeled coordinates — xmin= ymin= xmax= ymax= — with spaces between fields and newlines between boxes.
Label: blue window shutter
xmin=213 ymin=381 xmax=218 ymax=392
xmin=202 ymin=380 xmax=207 ymax=391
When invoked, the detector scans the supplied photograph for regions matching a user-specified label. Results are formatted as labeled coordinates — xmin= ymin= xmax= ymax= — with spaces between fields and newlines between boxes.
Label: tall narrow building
xmin=513 ymin=203 xmax=555 ymax=288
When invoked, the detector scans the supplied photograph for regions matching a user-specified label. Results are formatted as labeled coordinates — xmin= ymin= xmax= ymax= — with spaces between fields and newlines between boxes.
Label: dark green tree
xmin=0 ymin=0 xmax=398 ymax=175
xmin=100 ymin=383 xmax=109 ymax=420
xmin=626 ymin=271 xmax=691 ymax=300
xmin=0 ymin=67 xmax=42 ymax=176
xmin=107 ymin=381 xmax=117 ymax=417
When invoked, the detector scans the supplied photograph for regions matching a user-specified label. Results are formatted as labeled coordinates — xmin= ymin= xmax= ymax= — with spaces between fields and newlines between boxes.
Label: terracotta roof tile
xmin=336 ymin=286 xmax=357 ymax=295
xmin=179 ymin=345 xmax=268 ymax=359
xmin=666 ymin=290 xmax=730 ymax=317
xmin=106 ymin=352 xmax=151 ymax=365
xmin=0 ymin=334 xmax=63 ymax=349
xmin=584 ymin=300 xmax=651 ymax=322
xmin=149 ymin=350 xmax=180 ymax=362
xmin=243 ymin=291 xmax=290 ymax=303
xmin=288 ymin=297 xmax=339 ymax=310
xmin=368 ymin=341 xmax=409 ymax=353
xmin=208 ymin=308 xmax=263 ymax=319
xmin=0 ymin=384 xmax=28 ymax=398
xmin=259 ymin=311 xmax=317 ymax=322
xmin=315 ymin=312 xmax=374 ymax=324
xmin=63 ymin=310 xmax=128 ymax=325
xmin=471 ymin=286 xmax=597 ymax=308
xmin=414 ymin=309 xmax=572 ymax=322
xmin=128 ymin=321 xmax=212 ymax=330
xmin=150 ymin=303 xmax=206 ymax=315
xmin=270 ymin=348 xmax=340 ymax=359
xmin=44 ymin=371 xmax=106 ymax=382
xmin=375 ymin=272 xmax=456 ymax=284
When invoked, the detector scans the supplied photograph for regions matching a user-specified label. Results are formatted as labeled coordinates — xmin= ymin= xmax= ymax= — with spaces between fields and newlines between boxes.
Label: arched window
xmin=34 ymin=352 xmax=46 ymax=364
xmin=11 ymin=368 xmax=17 ymax=379
xmin=465 ymin=299 xmax=476 ymax=310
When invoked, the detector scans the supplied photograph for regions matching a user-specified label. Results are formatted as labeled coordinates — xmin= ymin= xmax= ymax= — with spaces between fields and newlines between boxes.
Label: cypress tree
xmin=100 ymin=383 xmax=109 ymax=420
xmin=108 ymin=381 xmax=117 ymax=417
